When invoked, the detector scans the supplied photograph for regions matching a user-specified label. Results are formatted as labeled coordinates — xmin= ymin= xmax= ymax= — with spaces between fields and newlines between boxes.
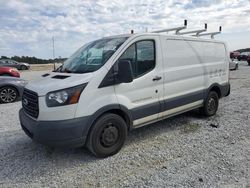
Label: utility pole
xmin=52 ymin=36 xmax=55 ymax=70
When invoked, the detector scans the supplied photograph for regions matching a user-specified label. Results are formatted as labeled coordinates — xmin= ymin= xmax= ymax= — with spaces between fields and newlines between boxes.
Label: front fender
xmin=83 ymin=104 xmax=133 ymax=140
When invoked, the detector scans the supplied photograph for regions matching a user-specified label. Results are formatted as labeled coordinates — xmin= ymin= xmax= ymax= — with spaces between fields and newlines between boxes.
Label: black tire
xmin=248 ymin=61 xmax=250 ymax=66
xmin=87 ymin=113 xmax=128 ymax=158
xmin=200 ymin=91 xmax=219 ymax=117
xmin=21 ymin=65 xmax=27 ymax=70
xmin=0 ymin=86 xmax=18 ymax=103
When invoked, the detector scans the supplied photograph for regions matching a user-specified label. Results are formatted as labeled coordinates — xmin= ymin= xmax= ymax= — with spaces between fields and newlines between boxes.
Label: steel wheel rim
xmin=0 ymin=88 xmax=17 ymax=103
xmin=207 ymin=97 xmax=216 ymax=113
xmin=100 ymin=123 xmax=119 ymax=147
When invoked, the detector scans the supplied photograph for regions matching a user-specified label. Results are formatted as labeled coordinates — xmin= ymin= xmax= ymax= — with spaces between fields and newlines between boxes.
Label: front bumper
xmin=19 ymin=109 xmax=91 ymax=148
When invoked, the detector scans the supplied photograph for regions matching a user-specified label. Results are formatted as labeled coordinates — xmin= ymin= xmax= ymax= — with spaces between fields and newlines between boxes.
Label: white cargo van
xmin=20 ymin=32 xmax=230 ymax=157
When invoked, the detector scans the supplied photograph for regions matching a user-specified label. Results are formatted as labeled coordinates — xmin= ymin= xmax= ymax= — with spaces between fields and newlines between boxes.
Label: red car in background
xmin=230 ymin=51 xmax=240 ymax=59
xmin=0 ymin=67 xmax=20 ymax=77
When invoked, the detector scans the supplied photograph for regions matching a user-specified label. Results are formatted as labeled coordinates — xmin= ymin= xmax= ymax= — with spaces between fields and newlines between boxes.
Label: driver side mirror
xmin=117 ymin=60 xmax=133 ymax=83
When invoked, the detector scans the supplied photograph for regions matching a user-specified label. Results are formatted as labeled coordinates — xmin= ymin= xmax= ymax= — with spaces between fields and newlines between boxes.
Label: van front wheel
xmin=200 ymin=91 xmax=219 ymax=117
xmin=87 ymin=113 xmax=127 ymax=158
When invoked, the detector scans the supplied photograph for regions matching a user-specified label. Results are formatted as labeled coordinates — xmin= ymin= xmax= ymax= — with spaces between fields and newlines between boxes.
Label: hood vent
xmin=52 ymin=75 xmax=70 ymax=79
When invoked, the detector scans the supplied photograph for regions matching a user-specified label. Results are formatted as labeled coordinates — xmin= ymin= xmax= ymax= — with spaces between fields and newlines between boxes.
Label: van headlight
xmin=46 ymin=83 xmax=87 ymax=107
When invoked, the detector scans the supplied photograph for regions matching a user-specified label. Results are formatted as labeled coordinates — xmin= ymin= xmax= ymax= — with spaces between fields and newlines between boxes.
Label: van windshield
xmin=59 ymin=37 xmax=128 ymax=74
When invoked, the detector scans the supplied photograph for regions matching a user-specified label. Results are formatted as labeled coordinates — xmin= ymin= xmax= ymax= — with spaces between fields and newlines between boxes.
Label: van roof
xmin=103 ymin=32 xmax=223 ymax=43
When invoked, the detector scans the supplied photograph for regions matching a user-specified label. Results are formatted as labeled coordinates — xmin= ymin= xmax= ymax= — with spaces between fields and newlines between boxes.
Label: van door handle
xmin=152 ymin=76 xmax=162 ymax=81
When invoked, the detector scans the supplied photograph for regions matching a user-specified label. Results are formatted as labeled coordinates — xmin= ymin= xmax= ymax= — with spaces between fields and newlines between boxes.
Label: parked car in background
xmin=0 ymin=59 xmax=30 ymax=70
xmin=229 ymin=59 xmax=238 ymax=70
xmin=0 ymin=77 xmax=28 ymax=103
xmin=237 ymin=52 xmax=250 ymax=61
xmin=230 ymin=51 xmax=240 ymax=59
xmin=247 ymin=56 xmax=250 ymax=66
xmin=0 ymin=67 xmax=20 ymax=77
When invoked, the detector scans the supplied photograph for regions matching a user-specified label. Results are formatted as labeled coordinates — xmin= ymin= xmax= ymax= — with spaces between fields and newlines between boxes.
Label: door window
xmin=119 ymin=40 xmax=155 ymax=78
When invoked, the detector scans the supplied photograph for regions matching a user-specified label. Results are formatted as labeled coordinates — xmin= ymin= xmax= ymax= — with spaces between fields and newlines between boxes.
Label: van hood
xmin=25 ymin=72 xmax=93 ymax=96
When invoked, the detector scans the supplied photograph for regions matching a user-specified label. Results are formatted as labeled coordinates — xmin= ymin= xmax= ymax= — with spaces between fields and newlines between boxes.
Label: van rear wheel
xmin=200 ymin=91 xmax=219 ymax=116
xmin=87 ymin=113 xmax=127 ymax=158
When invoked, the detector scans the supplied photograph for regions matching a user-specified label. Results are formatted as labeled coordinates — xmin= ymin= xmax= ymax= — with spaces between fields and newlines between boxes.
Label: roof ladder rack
xmin=197 ymin=26 xmax=222 ymax=39
xmin=179 ymin=23 xmax=207 ymax=36
xmin=153 ymin=20 xmax=187 ymax=34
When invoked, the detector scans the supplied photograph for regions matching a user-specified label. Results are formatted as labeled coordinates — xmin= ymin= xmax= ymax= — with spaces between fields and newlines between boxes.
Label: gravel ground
xmin=0 ymin=63 xmax=249 ymax=187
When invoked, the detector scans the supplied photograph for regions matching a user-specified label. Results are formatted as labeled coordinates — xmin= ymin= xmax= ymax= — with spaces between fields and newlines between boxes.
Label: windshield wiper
xmin=69 ymin=70 xmax=93 ymax=74
xmin=53 ymin=67 xmax=72 ymax=73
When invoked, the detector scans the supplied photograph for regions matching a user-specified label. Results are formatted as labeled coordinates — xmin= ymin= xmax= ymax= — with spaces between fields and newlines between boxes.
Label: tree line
xmin=0 ymin=56 xmax=67 ymax=64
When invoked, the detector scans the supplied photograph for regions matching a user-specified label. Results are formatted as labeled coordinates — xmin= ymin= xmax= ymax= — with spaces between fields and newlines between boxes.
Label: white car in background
xmin=229 ymin=59 xmax=239 ymax=71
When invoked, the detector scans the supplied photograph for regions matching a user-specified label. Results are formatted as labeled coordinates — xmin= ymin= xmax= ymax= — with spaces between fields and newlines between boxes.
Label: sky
xmin=0 ymin=0 xmax=250 ymax=59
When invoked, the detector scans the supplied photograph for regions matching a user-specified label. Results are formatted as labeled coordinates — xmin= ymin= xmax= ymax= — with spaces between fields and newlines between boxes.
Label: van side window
xmin=119 ymin=44 xmax=136 ymax=76
xmin=119 ymin=40 xmax=155 ymax=78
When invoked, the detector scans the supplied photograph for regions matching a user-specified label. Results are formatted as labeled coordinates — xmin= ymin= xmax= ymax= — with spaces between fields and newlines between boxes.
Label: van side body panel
xmin=75 ymin=34 xmax=230 ymax=128
xmin=128 ymin=35 xmax=229 ymax=127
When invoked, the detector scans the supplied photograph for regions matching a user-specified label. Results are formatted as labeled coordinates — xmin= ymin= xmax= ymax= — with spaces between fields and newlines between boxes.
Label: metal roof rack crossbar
xmin=197 ymin=26 xmax=222 ymax=39
xmin=150 ymin=20 xmax=222 ymax=39
xmin=152 ymin=20 xmax=187 ymax=34
xmin=179 ymin=23 xmax=207 ymax=36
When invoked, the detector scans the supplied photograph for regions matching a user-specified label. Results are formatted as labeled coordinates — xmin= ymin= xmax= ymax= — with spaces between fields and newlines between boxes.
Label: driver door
xmin=114 ymin=36 xmax=164 ymax=127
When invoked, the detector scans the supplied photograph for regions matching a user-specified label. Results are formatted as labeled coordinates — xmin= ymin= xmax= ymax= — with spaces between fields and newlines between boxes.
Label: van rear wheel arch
xmin=207 ymin=84 xmax=222 ymax=99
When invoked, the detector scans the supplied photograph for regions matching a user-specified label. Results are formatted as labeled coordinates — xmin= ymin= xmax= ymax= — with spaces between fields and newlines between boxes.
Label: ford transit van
xmin=19 ymin=33 xmax=230 ymax=157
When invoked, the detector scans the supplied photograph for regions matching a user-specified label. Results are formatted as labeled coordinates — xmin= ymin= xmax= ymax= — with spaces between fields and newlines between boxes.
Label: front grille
xmin=22 ymin=88 xmax=39 ymax=118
